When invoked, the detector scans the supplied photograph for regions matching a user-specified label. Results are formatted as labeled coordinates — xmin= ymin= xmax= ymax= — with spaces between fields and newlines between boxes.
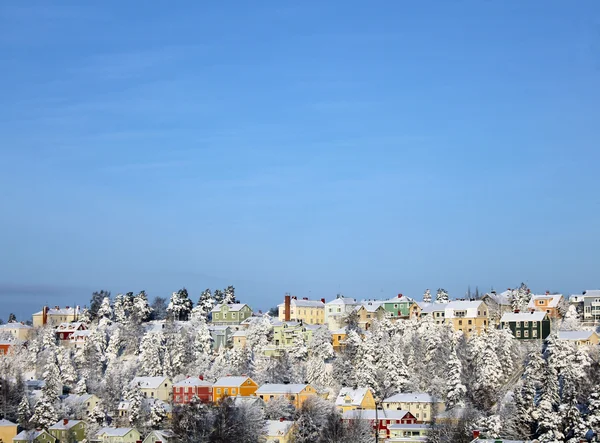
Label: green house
xmin=210 ymin=303 xmax=253 ymax=325
xmin=272 ymin=321 xmax=320 ymax=348
xmin=49 ymin=419 xmax=86 ymax=443
xmin=13 ymin=430 xmax=57 ymax=443
xmin=381 ymin=294 xmax=416 ymax=319
xmin=499 ymin=311 xmax=550 ymax=340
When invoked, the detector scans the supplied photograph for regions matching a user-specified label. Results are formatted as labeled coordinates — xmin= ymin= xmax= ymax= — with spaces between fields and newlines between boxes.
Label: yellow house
xmin=558 ymin=330 xmax=600 ymax=346
xmin=95 ymin=428 xmax=141 ymax=443
xmin=335 ymin=387 xmax=376 ymax=413
xmin=264 ymin=420 xmax=295 ymax=443
xmin=255 ymin=384 xmax=318 ymax=408
xmin=331 ymin=328 xmax=348 ymax=352
xmin=232 ymin=330 xmax=247 ymax=349
xmin=354 ymin=302 xmax=386 ymax=330
xmin=382 ymin=392 xmax=445 ymax=423
xmin=0 ymin=419 xmax=18 ymax=443
xmin=443 ymin=301 xmax=489 ymax=336
xmin=0 ymin=323 xmax=33 ymax=341
xmin=278 ymin=296 xmax=325 ymax=325
xmin=32 ymin=306 xmax=80 ymax=327
xmin=212 ymin=376 xmax=258 ymax=403
xmin=528 ymin=293 xmax=564 ymax=319
xmin=130 ymin=377 xmax=172 ymax=402
xmin=62 ymin=394 xmax=101 ymax=418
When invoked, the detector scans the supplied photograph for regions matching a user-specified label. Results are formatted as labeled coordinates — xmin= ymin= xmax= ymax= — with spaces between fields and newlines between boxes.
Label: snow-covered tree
xmin=149 ymin=401 xmax=167 ymax=429
xmin=223 ymin=285 xmax=238 ymax=304
xmin=97 ymin=296 xmax=113 ymax=320
xmin=509 ymin=283 xmax=531 ymax=312
xmin=264 ymin=395 xmax=295 ymax=420
xmin=17 ymin=395 xmax=32 ymax=427
xmin=31 ymin=391 xmax=58 ymax=430
xmin=474 ymin=335 xmax=503 ymax=409
xmin=307 ymin=326 xmax=334 ymax=360
xmin=445 ymin=342 xmax=466 ymax=409
xmin=42 ymin=360 xmax=62 ymax=401
xmin=133 ymin=291 xmax=153 ymax=323
xmin=128 ymin=387 xmax=143 ymax=426
xmin=213 ymin=289 xmax=224 ymax=305
xmin=423 ymin=289 xmax=432 ymax=303
xmin=167 ymin=288 xmax=193 ymax=321
xmin=58 ymin=349 xmax=77 ymax=386
xmin=196 ymin=289 xmax=214 ymax=318
xmin=74 ymin=378 xmax=87 ymax=395
xmin=435 ymin=288 xmax=449 ymax=304
xmin=139 ymin=333 xmax=163 ymax=376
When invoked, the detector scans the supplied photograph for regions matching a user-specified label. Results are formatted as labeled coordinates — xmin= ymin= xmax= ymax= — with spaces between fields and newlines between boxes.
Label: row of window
xmin=516 ymin=330 xmax=538 ymax=338
xmin=213 ymin=312 xmax=247 ymax=320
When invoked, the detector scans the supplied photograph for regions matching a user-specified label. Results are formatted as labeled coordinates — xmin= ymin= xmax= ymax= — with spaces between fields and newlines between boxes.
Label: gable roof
xmin=173 ymin=377 xmax=212 ymax=388
xmin=145 ymin=430 xmax=175 ymax=442
xmin=326 ymin=297 xmax=358 ymax=306
xmin=213 ymin=376 xmax=253 ymax=387
xmin=265 ymin=420 xmax=294 ymax=436
xmin=33 ymin=307 xmax=78 ymax=316
xmin=483 ymin=290 xmax=511 ymax=306
xmin=97 ymin=428 xmax=137 ymax=437
xmin=0 ymin=419 xmax=16 ymax=426
xmin=528 ymin=294 xmax=563 ymax=309
xmin=383 ymin=392 xmax=441 ymax=403
xmin=383 ymin=295 xmax=415 ymax=304
xmin=335 ymin=387 xmax=370 ymax=406
xmin=256 ymin=384 xmax=308 ymax=395
xmin=211 ymin=303 xmax=250 ymax=313
xmin=0 ymin=323 xmax=32 ymax=330
xmin=14 ymin=430 xmax=51 ymax=441
xmin=356 ymin=301 xmax=384 ymax=313
xmin=131 ymin=376 xmax=169 ymax=389
xmin=444 ymin=301 xmax=485 ymax=318
xmin=49 ymin=419 xmax=83 ymax=430
xmin=558 ymin=330 xmax=596 ymax=341
xmin=500 ymin=311 xmax=548 ymax=323
xmin=56 ymin=322 xmax=86 ymax=332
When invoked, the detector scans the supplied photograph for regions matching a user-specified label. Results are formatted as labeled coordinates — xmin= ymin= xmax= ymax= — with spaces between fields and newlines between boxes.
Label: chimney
xmin=284 ymin=295 xmax=291 ymax=321
xmin=398 ymin=293 xmax=402 ymax=298
xmin=199 ymin=375 xmax=204 ymax=380
xmin=42 ymin=306 xmax=48 ymax=325
xmin=514 ymin=309 xmax=520 ymax=313
xmin=303 ymin=297 xmax=308 ymax=300
xmin=279 ymin=417 xmax=285 ymax=422
xmin=320 ymin=298 xmax=325 ymax=304
xmin=63 ymin=419 xmax=68 ymax=426
xmin=546 ymin=291 xmax=550 ymax=295
xmin=472 ymin=430 xmax=480 ymax=440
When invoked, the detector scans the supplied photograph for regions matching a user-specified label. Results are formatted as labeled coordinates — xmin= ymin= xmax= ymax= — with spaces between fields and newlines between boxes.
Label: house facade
xmin=325 ymin=296 xmax=359 ymax=330
xmin=264 ymin=420 xmax=294 ymax=443
xmin=49 ymin=419 xmax=86 ymax=442
xmin=557 ymin=330 xmax=599 ymax=346
xmin=33 ymin=306 xmax=80 ymax=327
xmin=208 ymin=326 xmax=231 ymax=350
xmin=95 ymin=428 xmax=141 ymax=443
xmin=62 ymin=394 xmax=101 ymax=418
xmin=211 ymin=304 xmax=253 ymax=326
xmin=499 ymin=312 xmax=550 ymax=340
xmin=444 ymin=301 xmax=489 ymax=336
xmin=278 ymin=296 xmax=325 ymax=325
xmin=0 ymin=323 xmax=33 ymax=341
xmin=382 ymin=392 xmax=445 ymax=423
xmin=212 ymin=376 xmax=258 ymax=402
xmin=0 ymin=419 xmax=18 ymax=443
xmin=173 ymin=377 xmax=213 ymax=404
xmin=527 ymin=293 xmax=564 ymax=319
xmin=381 ymin=294 xmax=419 ymax=320
xmin=335 ymin=387 xmax=376 ymax=413
xmin=130 ymin=376 xmax=172 ymax=401
xmin=342 ymin=409 xmax=419 ymax=441
xmin=570 ymin=290 xmax=600 ymax=322
xmin=481 ymin=290 xmax=512 ymax=324
xmin=255 ymin=384 xmax=318 ymax=408
xmin=232 ymin=331 xmax=247 ymax=349
xmin=56 ymin=323 xmax=87 ymax=342
xmin=354 ymin=302 xmax=386 ymax=330
xmin=142 ymin=430 xmax=175 ymax=443
xmin=14 ymin=430 xmax=56 ymax=443
xmin=271 ymin=321 xmax=319 ymax=349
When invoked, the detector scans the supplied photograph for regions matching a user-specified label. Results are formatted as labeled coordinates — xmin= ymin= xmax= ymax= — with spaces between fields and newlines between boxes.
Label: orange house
xmin=527 ymin=293 xmax=564 ymax=319
xmin=0 ymin=342 xmax=16 ymax=356
xmin=212 ymin=376 xmax=258 ymax=403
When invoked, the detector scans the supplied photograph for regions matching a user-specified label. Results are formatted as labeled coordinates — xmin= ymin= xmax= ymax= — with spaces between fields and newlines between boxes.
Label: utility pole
xmin=375 ymin=398 xmax=380 ymax=443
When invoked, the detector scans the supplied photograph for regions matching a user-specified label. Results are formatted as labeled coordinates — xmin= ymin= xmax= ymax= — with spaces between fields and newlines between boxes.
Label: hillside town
xmin=0 ymin=285 xmax=599 ymax=443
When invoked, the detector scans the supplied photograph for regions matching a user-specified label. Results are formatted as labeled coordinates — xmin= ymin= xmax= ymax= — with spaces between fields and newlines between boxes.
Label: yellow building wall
xmin=278 ymin=306 xmax=324 ymax=325
xmin=259 ymin=386 xmax=317 ymax=408
xmin=0 ymin=424 xmax=18 ymax=443
xmin=213 ymin=379 xmax=258 ymax=402
xmin=140 ymin=381 xmax=172 ymax=402
xmin=448 ymin=317 xmax=488 ymax=337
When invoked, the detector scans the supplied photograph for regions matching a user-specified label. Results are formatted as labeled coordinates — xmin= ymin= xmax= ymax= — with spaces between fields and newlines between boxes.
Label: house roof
xmin=145 ymin=430 xmax=176 ymax=441
xmin=256 ymin=384 xmax=308 ymax=395
xmin=326 ymin=297 xmax=358 ymax=306
xmin=14 ymin=430 xmax=49 ymax=441
xmin=277 ymin=299 xmax=325 ymax=308
xmin=527 ymin=294 xmax=562 ymax=309
xmin=500 ymin=312 xmax=548 ymax=322
xmin=208 ymin=326 xmax=231 ymax=333
xmin=265 ymin=420 xmax=294 ymax=436
xmin=356 ymin=301 xmax=384 ymax=313
xmin=173 ymin=377 xmax=212 ymax=387
xmin=0 ymin=323 xmax=32 ymax=330
xmin=131 ymin=376 xmax=169 ymax=389
xmin=483 ymin=291 xmax=511 ymax=306
xmin=383 ymin=295 xmax=415 ymax=304
xmin=56 ymin=322 xmax=85 ymax=332
xmin=33 ymin=307 xmax=77 ymax=316
xmin=342 ymin=409 xmax=411 ymax=420
xmin=232 ymin=331 xmax=247 ymax=337
xmin=335 ymin=387 xmax=370 ymax=406
xmin=388 ymin=423 xmax=430 ymax=430
xmin=117 ymin=401 xmax=130 ymax=410
xmin=97 ymin=428 xmax=137 ymax=437
xmin=418 ymin=303 xmax=443 ymax=314
xmin=49 ymin=419 xmax=82 ymax=430
xmin=444 ymin=301 xmax=485 ymax=318
xmin=583 ymin=289 xmax=600 ymax=297
xmin=383 ymin=392 xmax=441 ymax=404
xmin=62 ymin=394 xmax=94 ymax=404
xmin=558 ymin=330 xmax=596 ymax=341
xmin=213 ymin=376 xmax=253 ymax=387
xmin=0 ymin=419 xmax=16 ymax=426
xmin=211 ymin=303 xmax=249 ymax=313
xmin=70 ymin=330 xmax=91 ymax=339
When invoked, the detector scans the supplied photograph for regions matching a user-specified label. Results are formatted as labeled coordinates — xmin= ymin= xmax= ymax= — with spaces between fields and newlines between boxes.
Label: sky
xmin=1 ymin=1 xmax=599 ymax=320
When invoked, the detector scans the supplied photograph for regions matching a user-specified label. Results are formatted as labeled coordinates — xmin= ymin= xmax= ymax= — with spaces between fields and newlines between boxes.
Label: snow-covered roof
xmin=558 ymin=330 xmax=597 ymax=341
xmin=383 ymin=392 xmax=441 ymax=404
xmin=583 ymin=289 xmax=600 ymax=297
xmin=117 ymin=401 xmax=130 ymax=410
xmin=97 ymin=428 xmax=137 ymax=437
xmin=335 ymin=387 xmax=370 ymax=406
xmin=326 ymin=297 xmax=358 ymax=306
xmin=33 ymin=307 xmax=78 ymax=316
xmin=232 ymin=331 xmax=247 ymax=337
xmin=0 ymin=419 xmax=16 ymax=426
xmin=173 ymin=377 xmax=212 ymax=387
xmin=483 ymin=291 xmax=511 ymax=306
xmin=0 ymin=323 xmax=32 ymax=330
xmin=56 ymin=322 xmax=85 ymax=331
xmin=500 ymin=312 xmax=548 ymax=323
xmin=342 ymin=409 xmax=411 ymax=420
xmin=388 ymin=423 xmax=430 ymax=430
xmin=70 ymin=330 xmax=91 ymax=339
xmin=444 ymin=301 xmax=485 ymax=318
xmin=418 ymin=303 xmax=442 ymax=314
xmin=256 ymin=384 xmax=308 ymax=395
xmin=131 ymin=376 xmax=169 ymax=389
xmin=211 ymin=303 xmax=250 ymax=313
xmin=146 ymin=430 xmax=175 ymax=441
xmin=213 ymin=376 xmax=252 ymax=387
xmin=49 ymin=419 xmax=82 ymax=430
xmin=356 ymin=301 xmax=384 ymax=313
xmin=527 ymin=294 xmax=562 ymax=309
xmin=62 ymin=394 xmax=93 ymax=404
xmin=208 ymin=326 xmax=231 ymax=333
xmin=383 ymin=295 xmax=415 ymax=304
xmin=14 ymin=430 xmax=49 ymax=441
xmin=265 ymin=420 xmax=294 ymax=436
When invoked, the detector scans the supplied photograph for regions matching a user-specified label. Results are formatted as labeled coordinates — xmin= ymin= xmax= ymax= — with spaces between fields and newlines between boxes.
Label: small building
xmin=130 ymin=376 xmax=172 ymax=402
xmin=342 ymin=409 xmax=419 ymax=441
xmin=382 ymin=392 xmax=445 ymax=423
xmin=271 ymin=321 xmax=319 ymax=349
xmin=335 ymin=387 xmax=376 ymax=413
xmin=381 ymin=294 xmax=419 ymax=320
xmin=173 ymin=376 xmax=213 ymax=404
xmin=56 ymin=323 xmax=87 ymax=342
xmin=0 ymin=323 xmax=33 ymax=340
xmin=499 ymin=312 xmax=550 ymax=340
xmin=95 ymin=428 xmax=141 ymax=443
xmin=557 ymin=330 xmax=599 ymax=346
xmin=62 ymin=393 xmax=101 ymax=418
xmin=232 ymin=330 xmax=247 ymax=349
xmin=481 ymin=290 xmax=513 ymax=324
xmin=69 ymin=330 xmax=91 ymax=349
xmin=331 ymin=328 xmax=349 ymax=352
xmin=208 ymin=326 xmax=232 ymax=350
xmin=571 ymin=289 xmax=600 ymax=322
xmin=255 ymin=383 xmax=318 ymax=408
xmin=278 ymin=295 xmax=325 ymax=325
xmin=354 ymin=301 xmax=386 ymax=330
xmin=325 ymin=296 xmax=360 ymax=330
xmin=33 ymin=306 xmax=80 ymax=327
xmin=0 ymin=419 xmax=18 ymax=443
xmin=527 ymin=293 xmax=564 ymax=319
xmin=49 ymin=419 xmax=86 ymax=442
xmin=13 ymin=430 xmax=57 ymax=443
xmin=212 ymin=376 xmax=258 ymax=403
xmin=210 ymin=304 xmax=253 ymax=326
xmin=387 ymin=423 xmax=430 ymax=441
xmin=142 ymin=430 xmax=176 ymax=443
xmin=264 ymin=419 xmax=295 ymax=443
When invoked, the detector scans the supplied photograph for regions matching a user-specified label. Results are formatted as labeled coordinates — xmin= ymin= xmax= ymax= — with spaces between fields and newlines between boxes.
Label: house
xmin=481 ymin=290 xmax=513 ymax=324
xmin=49 ymin=419 xmax=86 ymax=442
xmin=381 ymin=294 xmax=420 ymax=320
xmin=331 ymin=328 xmax=349 ymax=352
xmin=0 ymin=341 xmax=17 ymax=356
xmin=354 ymin=301 xmax=386 ymax=330
xmin=382 ymin=392 xmax=445 ymax=423
xmin=325 ymin=296 xmax=359 ymax=330
xmin=210 ymin=304 xmax=253 ymax=326
xmin=62 ymin=393 xmax=101 ymax=418
xmin=569 ymin=290 xmax=600 ymax=323
xmin=33 ymin=306 xmax=80 ymax=327
xmin=443 ymin=301 xmax=489 ymax=336
xmin=95 ymin=428 xmax=141 ymax=443
xmin=342 ymin=409 xmax=419 ymax=441
xmin=212 ymin=376 xmax=258 ymax=403
xmin=69 ymin=330 xmax=91 ymax=349
xmin=232 ymin=330 xmax=247 ymax=349
xmin=56 ymin=323 xmax=87 ymax=342
xmin=264 ymin=419 xmax=295 ymax=443
xmin=142 ymin=430 xmax=176 ymax=443
xmin=0 ymin=323 xmax=33 ymax=340
xmin=255 ymin=384 xmax=318 ymax=408
xmin=173 ymin=376 xmax=213 ymax=404
xmin=13 ymin=430 xmax=56 ymax=443
xmin=335 ymin=387 xmax=376 ymax=413
xmin=527 ymin=293 xmax=564 ymax=319
xmin=557 ymin=330 xmax=599 ymax=346
xmin=208 ymin=326 xmax=231 ymax=350
xmin=419 ymin=304 xmax=445 ymax=324
xmin=387 ymin=423 xmax=430 ymax=441
xmin=130 ymin=376 xmax=172 ymax=401
xmin=278 ymin=295 xmax=325 ymax=325
xmin=499 ymin=312 xmax=550 ymax=340
xmin=271 ymin=321 xmax=319 ymax=349
xmin=0 ymin=419 xmax=18 ymax=443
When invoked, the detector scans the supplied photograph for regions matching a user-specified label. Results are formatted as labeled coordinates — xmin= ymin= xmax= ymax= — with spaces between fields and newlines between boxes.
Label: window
xmin=217 ymin=388 xmax=221 ymax=394
xmin=214 ymin=313 xmax=219 ymax=319
xmin=524 ymin=321 xmax=528 ymax=326
xmin=516 ymin=321 xmax=521 ymax=327
xmin=468 ymin=320 xmax=472 ymax=325
xmin=223 ymin=313 xmax=227 ymax=319
xmin=232 ymin=388 xmax=236 ymax=395
xmin=532 ymin=330 xmax=538 ymax=338
xmin=232 ymin=313 xmax=236 ymax=318
xmin=516 ymin=331 xmax=521 ymax=338
xmin=458 ymin=320 xmax=462 ymax=325
xmin=524 ymin=330 xmax=529 ymax=338
xmin=224 ymin=389 xmax=228 ymax=395
xmin=539 ymin=300 xmax=545 ymax=305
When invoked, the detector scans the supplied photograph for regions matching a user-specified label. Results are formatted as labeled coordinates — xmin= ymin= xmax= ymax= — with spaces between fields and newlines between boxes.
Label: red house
xmin=55 ymin=322 xmax=87 ymax=341
xmin=342 ymin=409 xmax=418 ymax=440
xmin=173 ymin=376 xmax=213 ymax=404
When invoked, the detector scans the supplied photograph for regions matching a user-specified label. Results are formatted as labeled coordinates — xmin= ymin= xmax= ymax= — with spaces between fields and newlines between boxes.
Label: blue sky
xmin=1 ymin=1 xmax=599 ymax=320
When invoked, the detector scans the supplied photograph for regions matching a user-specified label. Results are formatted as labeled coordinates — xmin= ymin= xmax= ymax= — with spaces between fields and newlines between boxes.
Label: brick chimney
xmin=42 ymin=306 xmax=48 ymax=325
xmin=472 ymin=430 xmax=480 ymax=440
xmin=63 ymin=419 xmax=68 ymax=426
xmin=320 ymin=298 xmax=325 ymax=304
xmin=199 ymin=375 xmax=204 ymax=380
xmin=398 ymin=293 xmax=403 ymax=298
xmin=279 ymin=417 xmax=285 ymax=422
xmin=284 ymin=295 xmax=291 ymax=321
